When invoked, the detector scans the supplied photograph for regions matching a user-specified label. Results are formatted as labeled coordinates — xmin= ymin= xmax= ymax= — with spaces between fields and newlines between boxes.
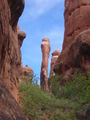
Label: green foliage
xmin=19 ymin=72 xmax=90 ymax=120
xmin=50 ymin=72 xmax=90 ymax=118
xmin=19 ymin=75 xmax=74 ymax=120
xmin=49 ymin=75 xmax=60 ymax=96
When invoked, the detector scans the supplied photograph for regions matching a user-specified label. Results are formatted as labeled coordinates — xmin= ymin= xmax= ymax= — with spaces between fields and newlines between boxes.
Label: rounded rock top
xmin=42 ymin=38 xmax=50 ymax=45
xmin=52 ymin=50 xmax=60 ymax=56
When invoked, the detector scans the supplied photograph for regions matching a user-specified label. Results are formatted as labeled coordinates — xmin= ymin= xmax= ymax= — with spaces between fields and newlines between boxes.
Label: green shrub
xmin=49 ymin=75 xmax=60 ymax=96
xmin=50 ymin=72 xmax=90 ymax=117
xmin=19 ymin=75 xmax=75 ymax=120
xmin=19 ymin=72 xmax=90 ymax=120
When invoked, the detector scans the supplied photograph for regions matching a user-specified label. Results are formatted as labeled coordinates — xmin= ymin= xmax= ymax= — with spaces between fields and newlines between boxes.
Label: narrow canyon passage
xmin=0 ymin=0 xmax=90 ymax=120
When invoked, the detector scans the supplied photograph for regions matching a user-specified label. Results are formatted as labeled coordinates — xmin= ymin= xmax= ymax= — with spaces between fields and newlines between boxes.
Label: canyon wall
xmin=0 ymin=0 xmax=27 ymax=119
xmin=40 ymin=38 xmax=50 ymax=91
xmin=63 ymin=0 xmax=90 ymax=49
xmin=54 ymin=0 xmax=90 ymax=80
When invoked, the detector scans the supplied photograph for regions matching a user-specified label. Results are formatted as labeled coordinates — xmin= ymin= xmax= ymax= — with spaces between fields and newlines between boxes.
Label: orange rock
xmin=22 ymin=65 xmax=33 ymax=80
xmin=50 ymin=50 xmax=60 ymax=76
xmin=63 ymin=0 xmax=90 ymax=49
xmin=40 ymin=38 xmax=50 ymax=91
xmin=0 ymin=0 xmax=27 ymax=119
xmin=17 ymin=30 xmax=26 ymax=48
xmin=54 ymin=0 xmax=90 ymax=81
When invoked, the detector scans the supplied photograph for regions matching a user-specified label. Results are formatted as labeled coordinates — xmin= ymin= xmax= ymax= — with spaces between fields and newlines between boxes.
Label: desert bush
xmin=50 ymin=72 xmax=90 ymax=118
xmin=19 ymin=75 xmax=72 ymax=120
xmin=19 ymin=72 xmax=90 ymax=120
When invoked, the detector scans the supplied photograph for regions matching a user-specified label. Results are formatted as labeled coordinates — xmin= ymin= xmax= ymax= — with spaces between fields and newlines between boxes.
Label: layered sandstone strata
xmin=40 ymin=38 xmax=50 ymax=91
xmin=54 ymin=0 xmax=90 ymax=81
xmin=0 ymin=0 xmax=27 ymax=119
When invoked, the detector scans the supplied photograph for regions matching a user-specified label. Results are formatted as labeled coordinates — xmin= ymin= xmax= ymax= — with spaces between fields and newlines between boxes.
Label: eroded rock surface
xmin=40 ymin=38 xmax=50 ymax=91
xmin=63 ymin=0 xmax=90 ymax=49
xmin=0 ymin=84 xmax=27 ymax=120
xmin=21 ymin=65 xmax=33 ymax=80
xmin=17 ymin=25 xmax=26 ymax=48
xmin=50 ymin=50 xmax=60 ymax=76
xmin=54 ymin=0 xmax=90 ymax=81
xmin=0 ymin=0 xmax=27 ymax=119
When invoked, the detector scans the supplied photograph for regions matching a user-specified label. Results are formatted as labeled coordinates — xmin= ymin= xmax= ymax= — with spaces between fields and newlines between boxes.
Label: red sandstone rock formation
xmin=63 ymin=0 xmax=90 ymax=49
xmin=0 ymin=0 xmax=27 ymax=119
xmin=0 ymin=0 xmax=25 ymax=101
xmin=54 ymin=0 xmax=90 ymax=81
xmin=17 ymin=28 xmax=26 ymax=48
xmin=49 ymin=50 xmax=60 ymax=91
xmin=40 ymin=38 xmax=50 ymax=91
xmin=21 ymin=65 xmax=33 ymax=80
xmin=17 ymin=25 xmax=28 ymax=84
xmin=50 ymin=50 xmax=60 ymax=76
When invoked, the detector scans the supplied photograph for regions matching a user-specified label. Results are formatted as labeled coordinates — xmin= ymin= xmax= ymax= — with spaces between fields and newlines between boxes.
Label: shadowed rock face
xmin=18 ymin=30 xmax=26 ymax=48
xmin=50 ymin=50 xmax=60 ymax=76
xmin=54 ymin=0 xmax=90 ymax=81
xmin=17 ymin=24 xmax=26 ymax=48
xmin=8 ymin=0 xmax=24 ymax=30
xmin=0 ymin=0 xmax=27 ymax=119
xmin=40 ymin=38 xmax=50 ymax=91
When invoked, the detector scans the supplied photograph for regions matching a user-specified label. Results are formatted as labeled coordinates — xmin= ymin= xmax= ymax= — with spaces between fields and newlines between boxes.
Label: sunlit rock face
xmin=0 ymin=0 xmax=27 ymax=119
xmin=54 ymin=0 xmax=90 ymax=81
xmin=63 ymin=0 xmax=90 ymax=49
xmin=50 ymin=50 xmax=60 ymax=77
xmin=40 ymin=38 xmax=50 ymax=91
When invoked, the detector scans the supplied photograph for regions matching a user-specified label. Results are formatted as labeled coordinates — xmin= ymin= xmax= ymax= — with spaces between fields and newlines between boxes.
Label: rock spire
xmin=40 ymin=38 xmax=50 ymax=91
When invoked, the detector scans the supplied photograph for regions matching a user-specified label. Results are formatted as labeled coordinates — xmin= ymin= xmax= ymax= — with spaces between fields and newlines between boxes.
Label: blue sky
xmin=19 ymin=0 xmax=64 ymax=83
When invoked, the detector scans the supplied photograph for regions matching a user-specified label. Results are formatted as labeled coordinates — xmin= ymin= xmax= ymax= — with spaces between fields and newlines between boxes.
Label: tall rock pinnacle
xmin=40 ymin=38 xmax=50 ymax=91
xmin=50 ymin=50 xmax=60 ymax=76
